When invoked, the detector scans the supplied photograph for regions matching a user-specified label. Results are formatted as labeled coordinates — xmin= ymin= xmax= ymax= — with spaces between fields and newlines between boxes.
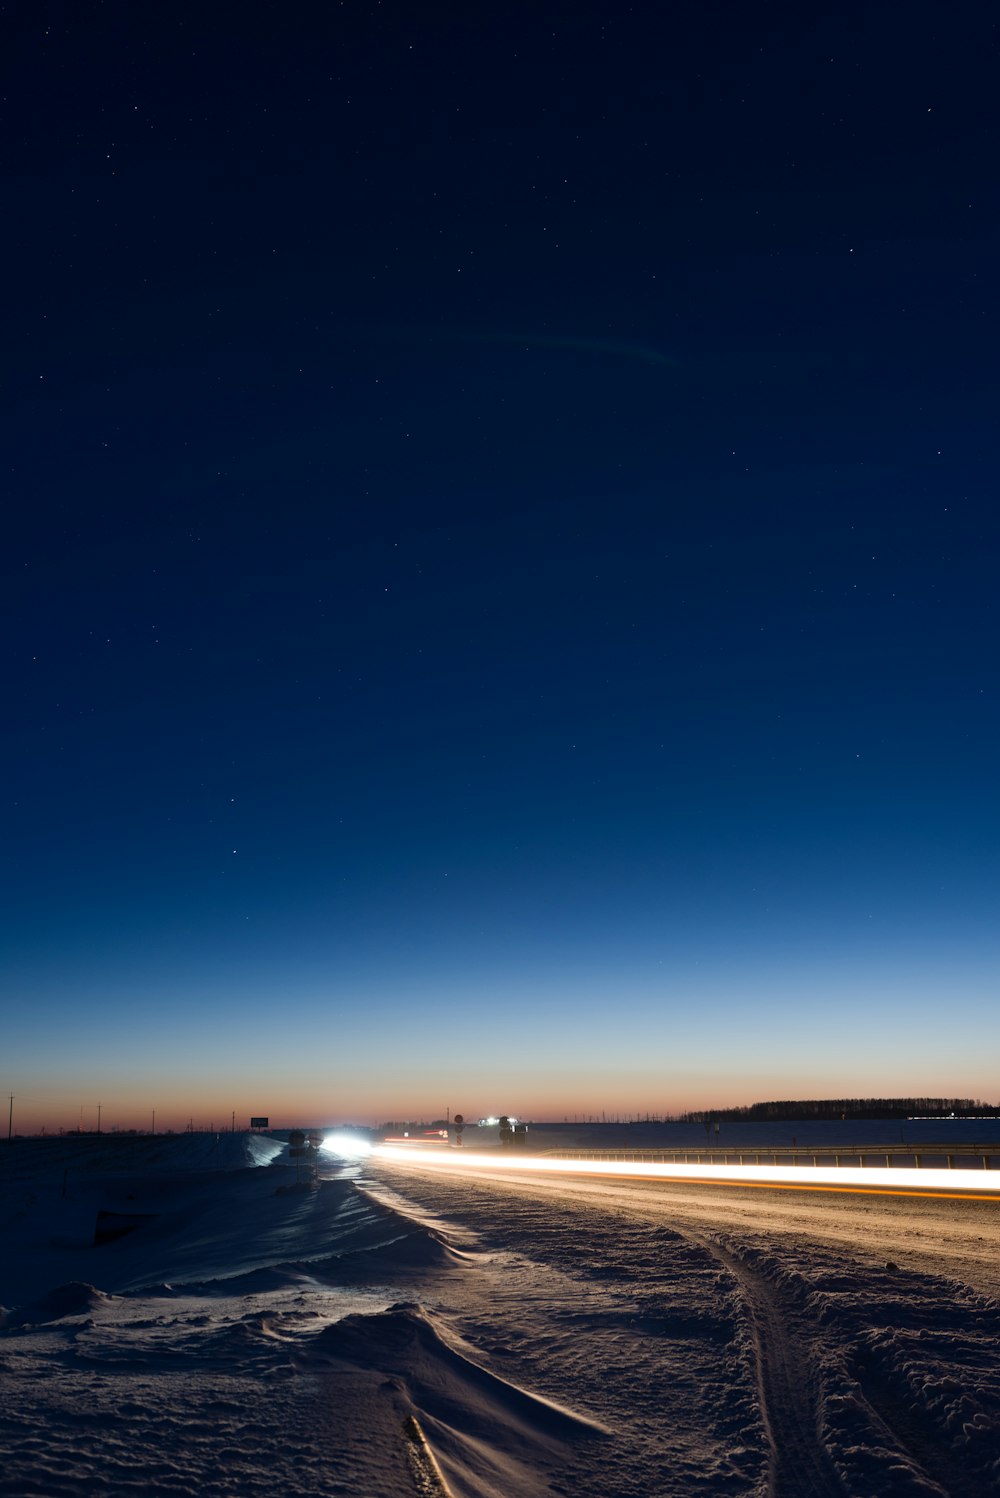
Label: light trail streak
xmin=374 ymin=1146 xmax=1000 ymax=1201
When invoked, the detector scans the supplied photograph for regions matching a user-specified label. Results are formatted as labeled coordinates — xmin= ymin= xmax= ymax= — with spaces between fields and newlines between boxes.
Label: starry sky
xmin=5 ymin=2 xmax=999 ymax=1133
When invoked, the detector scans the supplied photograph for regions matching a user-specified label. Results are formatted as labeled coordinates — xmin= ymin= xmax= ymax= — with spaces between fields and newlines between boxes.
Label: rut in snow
xmin=687 ymin=1232 xmax=847 ymax=1498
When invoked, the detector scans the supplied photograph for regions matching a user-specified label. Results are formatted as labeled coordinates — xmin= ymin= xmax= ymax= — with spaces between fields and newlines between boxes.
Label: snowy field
xmin=2 ymin=1126 xmax=1000 ymax=1496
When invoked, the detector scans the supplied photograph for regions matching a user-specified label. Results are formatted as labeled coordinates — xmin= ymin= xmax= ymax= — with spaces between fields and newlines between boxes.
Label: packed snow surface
xmin=2 ymin=1125 xmax=1000 ymax=1495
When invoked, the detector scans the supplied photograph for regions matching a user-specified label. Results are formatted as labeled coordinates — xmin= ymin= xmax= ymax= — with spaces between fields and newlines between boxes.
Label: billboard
xmin=250 ymin=1116 xmax=269 ymax=1129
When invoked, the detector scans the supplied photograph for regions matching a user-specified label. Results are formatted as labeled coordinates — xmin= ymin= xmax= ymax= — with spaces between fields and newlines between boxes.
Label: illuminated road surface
xmin=363 ymin=1143 xmax=1000 ymax=1302
xmin=357 ymin=1138 xmax=1000 ymax=1494
xmin=374 ymin=1143 xmax=1000 ymax=1202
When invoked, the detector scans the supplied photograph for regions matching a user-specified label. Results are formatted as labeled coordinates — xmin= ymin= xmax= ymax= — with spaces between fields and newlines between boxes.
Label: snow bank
xmin=300 ymin=1301 xmax=606 ymax=1498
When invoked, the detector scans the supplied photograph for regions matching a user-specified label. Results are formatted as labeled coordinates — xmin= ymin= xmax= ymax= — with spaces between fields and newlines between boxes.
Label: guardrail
xmin=543 ymin=1144 xmax=997 ymax=1170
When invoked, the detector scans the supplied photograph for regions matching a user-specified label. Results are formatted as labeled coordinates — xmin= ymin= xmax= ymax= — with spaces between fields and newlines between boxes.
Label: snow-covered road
xmin=367 ymin=1156 xmax=1000 ymax=1496
xmin=377 ymin=1159 xmax=1000 ymax=1296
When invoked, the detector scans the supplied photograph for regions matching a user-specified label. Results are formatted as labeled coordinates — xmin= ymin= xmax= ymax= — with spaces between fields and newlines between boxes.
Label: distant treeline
xmin=680 ymin=1098 xmax=1000 ymax=1123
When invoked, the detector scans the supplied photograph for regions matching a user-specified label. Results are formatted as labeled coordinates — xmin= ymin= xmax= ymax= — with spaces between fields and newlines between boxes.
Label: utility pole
xmin=97 ymin=1103 xmax=102 ymax=1135
xmin=151 ymin=1109 xmax=155 ymax=1135
xmin=7 ymin=1095 xmax=13 ymax=1142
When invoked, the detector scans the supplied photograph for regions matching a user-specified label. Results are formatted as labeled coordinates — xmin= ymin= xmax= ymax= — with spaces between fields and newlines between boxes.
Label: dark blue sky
xmin=4 ymin=2 xmax=998 ymax=1130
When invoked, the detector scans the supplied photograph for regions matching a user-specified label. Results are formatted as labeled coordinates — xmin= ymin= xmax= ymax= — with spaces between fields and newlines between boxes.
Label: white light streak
xmin=374 ymin=1146 xmax=1000 ymax=1196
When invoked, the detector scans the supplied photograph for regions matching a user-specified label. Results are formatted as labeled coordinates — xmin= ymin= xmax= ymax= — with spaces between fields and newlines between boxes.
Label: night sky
xmin=5 ymin=3 xmax=998 ymax=1133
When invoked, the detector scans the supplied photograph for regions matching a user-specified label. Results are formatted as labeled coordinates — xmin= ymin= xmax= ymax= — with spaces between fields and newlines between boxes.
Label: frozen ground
xmin=2 ymin=1128 xmax=999 ymax=1496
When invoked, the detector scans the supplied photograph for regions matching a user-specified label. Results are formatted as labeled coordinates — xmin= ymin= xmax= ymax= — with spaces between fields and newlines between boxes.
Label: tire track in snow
xmin=848 ymin=1364 xmax=965 ymax=1498
xmin=685 ymin=1232 xmax=847 ymax=1498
